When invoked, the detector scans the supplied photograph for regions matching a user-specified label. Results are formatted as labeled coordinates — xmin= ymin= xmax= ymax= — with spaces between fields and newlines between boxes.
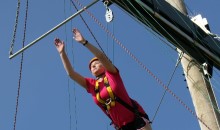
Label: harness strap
xmin=115 ymin=97 xmax=150 ymax=121
xmin=104 ymin=77 xmax=115 ymax=107
xmin=95 ymin=76 xmax=151 ymax=128
xmin=95 ymin=76 xmax=116 ymax=111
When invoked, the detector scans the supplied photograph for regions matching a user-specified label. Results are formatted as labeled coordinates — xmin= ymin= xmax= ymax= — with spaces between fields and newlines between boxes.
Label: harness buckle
xmin=105 ymin=98 xmax=112 ymax=105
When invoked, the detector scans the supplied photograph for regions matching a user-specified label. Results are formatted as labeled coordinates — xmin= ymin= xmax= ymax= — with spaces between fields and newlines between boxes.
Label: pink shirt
xmin=85 ymin=69 xmax=146 ymax=127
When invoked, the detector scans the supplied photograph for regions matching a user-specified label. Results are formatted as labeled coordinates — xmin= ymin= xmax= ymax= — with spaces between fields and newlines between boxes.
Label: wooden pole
xmin=165 ymin=0 xmax=220 ymax=130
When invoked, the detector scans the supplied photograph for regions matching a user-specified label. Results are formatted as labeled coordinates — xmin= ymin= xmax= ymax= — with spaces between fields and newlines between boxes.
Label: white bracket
xmin=191 ymin=14 xmax=211 ymax=34
xmin=202 ymin=62 xmax=209 ymax=76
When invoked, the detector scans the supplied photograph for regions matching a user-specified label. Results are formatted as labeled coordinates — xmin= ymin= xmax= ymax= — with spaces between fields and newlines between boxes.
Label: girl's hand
xmin=54 ymin=38 xmax=65 ymax=54
xmin=72 ymin=28 xmax=86 ymax=44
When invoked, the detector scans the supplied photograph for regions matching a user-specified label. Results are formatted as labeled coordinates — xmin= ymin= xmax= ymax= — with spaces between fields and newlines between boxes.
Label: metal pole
xmin=165 ymin=0 xmax=220 ymax=130
xmin=9 ymin=0 xmax=99 ymax=59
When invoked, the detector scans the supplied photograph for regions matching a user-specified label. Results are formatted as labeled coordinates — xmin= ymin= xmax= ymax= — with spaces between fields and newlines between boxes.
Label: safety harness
xmin=95 ymin=76 xmax=116 ymax=111
xmin=95 ymin=76 xmax=151 ymax=129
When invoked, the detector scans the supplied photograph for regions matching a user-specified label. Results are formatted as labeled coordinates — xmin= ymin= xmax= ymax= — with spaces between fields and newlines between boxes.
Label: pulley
xmin=104 ymin=0 xmax=114 ymax=22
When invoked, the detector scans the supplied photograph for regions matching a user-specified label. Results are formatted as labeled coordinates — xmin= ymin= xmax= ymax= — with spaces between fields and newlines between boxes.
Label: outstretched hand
xmin=54 ymin=38 xmax=65 ymax=54
xmin=72 ymin=28 xmax=86 ymax=44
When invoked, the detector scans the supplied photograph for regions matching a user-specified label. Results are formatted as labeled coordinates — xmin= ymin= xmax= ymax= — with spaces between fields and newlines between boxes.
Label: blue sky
xmin=1 ymin=0 xmax=220 ymax=130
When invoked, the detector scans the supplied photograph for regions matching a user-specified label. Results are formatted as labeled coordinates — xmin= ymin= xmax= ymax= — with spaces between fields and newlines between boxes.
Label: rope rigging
xmin=8 ymin=0 xmax=220 ymax=130
xmin=105 ymin=13 xmax=115 ymax=63
xmin=12 ymin=0 xmax=29 ymax=130
xmin=127 ymin=0 xmax=219 ymax=74
xmin=70 ymin=0 xmax=106 ymax=56
xmin=125 ymin=0 xmax=220 ymax=118
xmin=126 ymin=0 xmax=208 ymax=66
xmin=72 ymin=0 xmax=213 ymax=129
xmin=151 ymin=51 xmax=184 ymax=123
xmin=114 ymin=0 xmax=200 ymax=70
xmin=71 ymin=0 xmax=118 ymax=65
xmin=9 ymin=0 xmax=20 ymax=55
xmin=70 ymin=1 xmax=116 ymax=129
xmin=185 ymin=0 xmax=220 ymax=94
xmin=128 ymin=0 xmax=219 ymax=118
xmin=63 ymin=0 xmax=75 ymax=130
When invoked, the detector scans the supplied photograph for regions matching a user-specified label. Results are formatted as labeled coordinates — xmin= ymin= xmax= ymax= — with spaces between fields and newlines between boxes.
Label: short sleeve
xmin=85 ymin=77 xmax=96 ymax=93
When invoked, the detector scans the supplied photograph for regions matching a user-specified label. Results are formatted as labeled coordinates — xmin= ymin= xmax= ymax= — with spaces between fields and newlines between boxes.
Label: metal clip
xmin=104 ymin=1 xmax=113 ymax=22
xmin=103 ymin=0 xmax=109 ymax=6
xmin=105 ymin=98 xmax=112 ymax=105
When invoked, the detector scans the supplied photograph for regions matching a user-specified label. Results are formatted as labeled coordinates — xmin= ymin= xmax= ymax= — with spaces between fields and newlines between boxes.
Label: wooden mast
xmin=165 ymin=0 xmax=220 ymax=130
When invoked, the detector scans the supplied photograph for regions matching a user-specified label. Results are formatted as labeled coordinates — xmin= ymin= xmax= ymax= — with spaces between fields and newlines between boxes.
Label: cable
xmin=70 ymin=1 xmax=114 ymax=129
xmin=69 ymin=0 xmax=214 ymax=129
xmin=165 ymin=1 xmax=220 ymax=116
xmin=70 ymin=0 xmax=106 ymax=55
xmin=151 ymin=52 xmax=183 ymax=123
xmin=114 ymin=0 xmax=197 ymax=68
xmin=13 ymin=0 xmax=29 ymax=130
xmin=112 ymin=22 xmax=115 ymax=64
xmin=75 ymin=1 xmax=211 ymax=129
xmin=63 ymin=1 xmax=74 ymax=130
xmin=115 ymin=0 xmax=220 ymax=128
xmin=131 ymin=0 xmax=218 ymax=71
xmin=9 ymin=0 xmax=21 ymax=55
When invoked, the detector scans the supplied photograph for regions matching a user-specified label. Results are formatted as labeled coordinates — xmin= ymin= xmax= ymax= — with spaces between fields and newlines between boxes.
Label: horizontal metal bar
xmin=9 ymin=0 xmax=99 ymax=59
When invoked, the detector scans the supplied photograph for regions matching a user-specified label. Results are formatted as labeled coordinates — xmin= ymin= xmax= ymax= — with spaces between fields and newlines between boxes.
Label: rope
xmin=9 ymin=0 xmax=21 ymax=55
xmin=106 ymin=20 xmax=115 ymax=63
xmin=185 ymin=1 xmax=220 ymax=85
xmin=70 ymin=22 xmax=79 ymax=130
xmin=106 ymin=23 xmax=109 ymax=56
xmin=63 ymin=0 xmax=73 ymax=130
xmin=70 ymin=0 xmax=106 ymax=55
xmin=13 ymin=0 xmax=29 ymax=130
xmin=70 ymin=1 xmax=112 ymax=129
xmin=115 ymin=0 xmax=197 ymax=67
xmin=112 ymin=22 xmax=115 ymax=63
xmin=125 ymin=0 xmax=194 ymax=60
xmin=163 ymin=1 xmax=220 ymax=116
xmin=151 ymin=52 xmax=183 ymax=123
xmin=71 ymin=0 xmax=115 ymax=65
xmin=168 ymin=1 xmax=220 ymax=69
xmin=117 ymin=1 xmax=218 ymax=129
xmin=73 ymin=1 xmax=212 ymax=129
xmin=125 ymin=0 xmax=217 ymax=73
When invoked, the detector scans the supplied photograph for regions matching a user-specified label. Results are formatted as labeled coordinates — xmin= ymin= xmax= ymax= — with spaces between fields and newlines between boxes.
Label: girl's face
xmin=90 ymin=60 xmax=105 ymax=77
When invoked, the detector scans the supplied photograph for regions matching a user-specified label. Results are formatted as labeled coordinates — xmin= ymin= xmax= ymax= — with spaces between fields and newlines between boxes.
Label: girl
xmin=54 ymin=28 xmax=152 ymax=130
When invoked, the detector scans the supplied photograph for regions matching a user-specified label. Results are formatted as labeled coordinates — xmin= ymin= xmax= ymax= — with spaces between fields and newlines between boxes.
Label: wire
xmin=133 ymin=0 xmax=219 ymax=71
xmin=70 ymin=0 xmax=106 ymax=55
xmin=151 ymin=52 xmax=184 ymax=123
xmin=114 ymin=0 xmax=197 ymax=68
xmin=112 ymin=22 xmax=115 ymax=64
xmin=170 ymin=1 xmax=220 ymax=68
xmin=120 ymin=0 xmax=220 ymax=127
xmin=69 ymin=0 xmax=217 ymax=129
xmin=9 ymin=0 xmax=20 ymax=55
xmin=71 ymin=0 xmax=115 ymax=65
xmin=70 ymin=1 xmax=115 ymax=129
xmin=106 ymin=19 xmax=115 ymax=63
xmin=165 ymin=0 xmax=220 ymax=115
xmin=13 ymin=0 xmax=29 ymax=130
xmin=75 ymin=1 xmax=212 ymax=129
xmin=63 ymin=1 xmax=74 ymax=130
